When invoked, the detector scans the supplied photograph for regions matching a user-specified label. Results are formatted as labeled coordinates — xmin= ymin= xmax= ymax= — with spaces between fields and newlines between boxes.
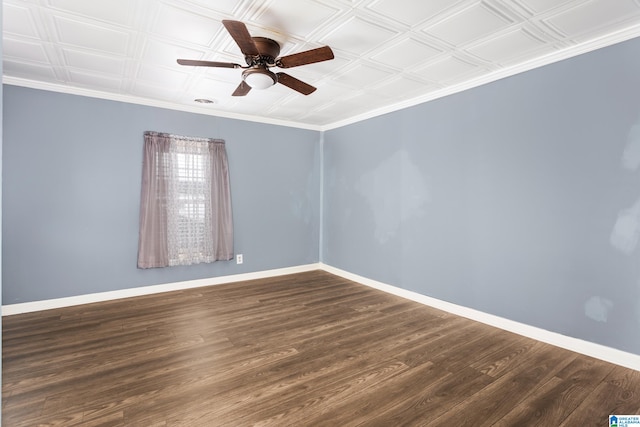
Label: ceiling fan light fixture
xmin=178 ymin=21 xmax=333 ymax=96
xmin=243 ymin=69 xmax=277 ymax=90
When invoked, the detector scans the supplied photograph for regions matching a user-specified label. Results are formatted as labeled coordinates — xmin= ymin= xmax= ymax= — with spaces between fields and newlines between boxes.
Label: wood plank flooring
xmin=3 ymin=270 xmax=639 ymax=426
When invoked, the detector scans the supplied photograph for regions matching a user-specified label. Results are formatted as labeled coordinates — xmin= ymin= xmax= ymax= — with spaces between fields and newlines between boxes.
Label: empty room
xmin=2 ymin=0 xmax=640 ymax=425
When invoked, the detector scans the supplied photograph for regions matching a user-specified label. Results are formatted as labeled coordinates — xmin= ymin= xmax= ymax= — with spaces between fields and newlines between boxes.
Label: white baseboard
xmin=1 ymin=263 xmax=321 ymax=316
xmin=320 ymin=263 xmax=640 ymax=372
xmin=3 ymin=262 xmax=639 ymax=371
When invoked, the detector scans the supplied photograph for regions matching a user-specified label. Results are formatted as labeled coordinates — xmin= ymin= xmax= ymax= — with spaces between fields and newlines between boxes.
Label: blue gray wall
xmin=323 ymin=36 xmax=640 ymax=356
xmin=4 ymin=37 xmax=640 ymax=357
xmin=1 ymin=5 xmax=4 ymax=413
xmin=2 ymin=86 xmax=320 ymax=303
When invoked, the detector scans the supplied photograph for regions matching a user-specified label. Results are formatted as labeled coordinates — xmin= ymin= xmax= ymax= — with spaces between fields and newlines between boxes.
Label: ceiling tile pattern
xmin=3 ymin=0 xmax=640 ymax=129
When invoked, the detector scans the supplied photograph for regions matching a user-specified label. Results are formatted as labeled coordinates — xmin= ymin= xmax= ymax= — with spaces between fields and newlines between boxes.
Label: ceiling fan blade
xmin=177 ymin=59 xmax=241 ymax=68
xmin=276 ymin=73 xmax=316 ymax=95
xmin=222 ymin=20 xmax=259 ymax=56
xmin=276 ymin=46 xmax=334 ymax=68
xmin=232 ymin=81 xmax=252 ymax=96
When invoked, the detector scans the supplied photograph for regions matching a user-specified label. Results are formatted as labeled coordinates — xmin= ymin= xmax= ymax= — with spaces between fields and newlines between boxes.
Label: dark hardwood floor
xmin=3 ymin=270 xmax=639 ymax=426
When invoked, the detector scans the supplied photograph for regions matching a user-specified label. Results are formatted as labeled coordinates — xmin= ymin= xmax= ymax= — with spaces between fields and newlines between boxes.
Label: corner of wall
xmin=318 ymin=131 xmax=325 ymax=263
xmin=1 ymin=3 xmax=5 ymax=418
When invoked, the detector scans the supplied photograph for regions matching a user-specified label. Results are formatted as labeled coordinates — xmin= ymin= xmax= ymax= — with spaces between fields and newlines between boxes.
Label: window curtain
xmin=138 ymin=131 xmax=233 ymax=268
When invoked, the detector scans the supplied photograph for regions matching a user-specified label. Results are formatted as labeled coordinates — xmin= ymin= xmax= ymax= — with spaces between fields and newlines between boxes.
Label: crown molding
xmin=1 ymin=76 xmax=324 ymax=132
xmin=4 ymin=24 xmax=640 ymax=132
xmin=321 ymin=23 xmax=640 ymax=131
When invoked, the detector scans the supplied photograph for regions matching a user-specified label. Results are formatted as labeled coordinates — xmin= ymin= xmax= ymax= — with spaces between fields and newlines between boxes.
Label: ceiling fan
xmin=177 ymin=20 xmax=335 ymax=96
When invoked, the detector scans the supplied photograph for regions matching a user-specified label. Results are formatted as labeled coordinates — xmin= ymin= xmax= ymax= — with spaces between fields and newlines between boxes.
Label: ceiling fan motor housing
xmin=245 ymin=37 xmax=281 ymax=65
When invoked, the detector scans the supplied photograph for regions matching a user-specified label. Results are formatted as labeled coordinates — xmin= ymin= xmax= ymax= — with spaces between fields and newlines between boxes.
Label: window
xmin=137 ymin=131 xmax=233 ymax=268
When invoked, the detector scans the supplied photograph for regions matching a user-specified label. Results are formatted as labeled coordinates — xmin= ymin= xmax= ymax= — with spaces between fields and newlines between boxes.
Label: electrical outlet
xmin=236 ymin=254 xmax=243 ymax=264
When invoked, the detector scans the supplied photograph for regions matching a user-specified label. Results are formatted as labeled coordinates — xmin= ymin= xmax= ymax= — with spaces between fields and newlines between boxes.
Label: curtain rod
xmin=144 ymin=131 xmax=224 ymax=144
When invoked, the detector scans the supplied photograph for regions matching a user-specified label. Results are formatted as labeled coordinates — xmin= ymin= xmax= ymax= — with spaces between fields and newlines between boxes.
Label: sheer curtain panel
xmin=138 ymin=131 xmax=233 ymax=268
